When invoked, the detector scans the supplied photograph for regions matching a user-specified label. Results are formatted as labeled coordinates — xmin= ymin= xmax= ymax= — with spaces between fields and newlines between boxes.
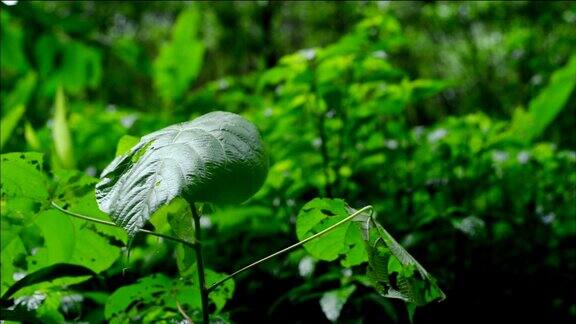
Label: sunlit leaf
xmin=52 ymin=87 xmax=76 ymax=169
xmin=96 ymin=111 xmax=268 ymax=236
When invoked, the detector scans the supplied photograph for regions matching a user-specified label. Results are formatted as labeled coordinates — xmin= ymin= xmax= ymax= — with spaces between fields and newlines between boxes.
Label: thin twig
xmin=176 ymin=300 xmax=193 ymax=324
xmin=51 ymin=201 xmax=196 ymax=247
xmin=207 ymin=205 xmax=373 ymax=292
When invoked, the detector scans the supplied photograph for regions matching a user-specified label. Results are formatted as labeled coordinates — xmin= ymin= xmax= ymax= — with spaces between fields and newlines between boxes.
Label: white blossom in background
xmin=413 ymin=126 xmax=426 ymax=139
xmin=428 ymin=128 xmax=447 ymax=142
xmin=320 ymin=292 xmax=342 ymax=322
xmin=372 ymin=50 xmax=388 ymax=59
xmin=299 ymin=48 xmax=317 ymax=61
xmin=61 ymin=294 xmax=84 ymax=313
xmin=12 ymin=271 xmax=26 ymax=281
xmin=121 ymin=114 xmax=138 ymax=129
xmin=517 ymin=151 xmax=530 ymax=164
xmin=341 ymin=268 xmax=353 ymax=278
xmin=312 ymin=138 xmax=323 ymax=150
xmin=492 ymin=150 xmax=509 ymax=163
xmin=14 ymin=292 xmax=46 ymax=311
xmin=298 ymin=256 xmax=316 ymax=278
xmin=385 ymin=139 xmax=398 ymax=150
xmin=273 ymin=197 xmax=281 ymax=207
xmin=454 ymin=216 xmax=485 ymax=237
xmin=200 ymin=215 xmax=212 ymax=229
xmin=217 ymin=79 xmax=230 ymax=90
xmin=85 ymin=166 xmax=97 ymax=177
xmin=541 ymin=212 xmax=556 ymax=225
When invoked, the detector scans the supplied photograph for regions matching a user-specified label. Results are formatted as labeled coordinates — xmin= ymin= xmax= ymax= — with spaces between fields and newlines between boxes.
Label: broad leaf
xmin=296 ymin=198 xmax=445 ymax=308
xmin=105 ymin=270 xmax=234 ymax=322
xmin=1 ymin=152 xmax=48 ymax=201
xmin=96 ymin=111 xmax=268 ymax=236
xmin=296 ymin=199 xmax=367 ymax=267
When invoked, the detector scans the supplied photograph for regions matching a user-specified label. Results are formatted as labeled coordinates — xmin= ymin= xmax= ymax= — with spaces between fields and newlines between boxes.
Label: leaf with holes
xmin=296 ymin=198 xmax=445 ymax=309
xmin=95 ymin=111 xmax=268 ymax=236
xmin=296 ymin=198 xmax=368 ymax=266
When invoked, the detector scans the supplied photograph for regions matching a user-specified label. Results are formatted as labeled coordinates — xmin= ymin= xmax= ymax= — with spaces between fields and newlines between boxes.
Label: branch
xmin=207 ymin=205 xmax=373 ymax=292
xmin=51 ymin=201 xmax=196 ymax=247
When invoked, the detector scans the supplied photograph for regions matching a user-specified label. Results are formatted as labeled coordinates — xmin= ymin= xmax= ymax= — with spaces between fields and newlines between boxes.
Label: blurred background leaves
xmin=1 ymin=1 xmax=575 ymax=323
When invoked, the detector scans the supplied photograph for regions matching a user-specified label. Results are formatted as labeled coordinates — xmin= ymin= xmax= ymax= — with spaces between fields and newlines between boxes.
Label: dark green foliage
xmin=1 ymin=1 xmax=575 ymax=323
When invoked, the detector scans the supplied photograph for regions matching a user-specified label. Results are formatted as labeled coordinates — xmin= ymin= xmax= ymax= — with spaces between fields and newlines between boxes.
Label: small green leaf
xmin=0 ymin=104 xmax=25 ymax=150
xmin=105 ymin=270 xmax=234 ymax=321
xmin=115 ymin=134 xmax=140 ymax=157
xmin=105 ymin=274 xmax=173 ymax=320
xmin=206 ymin=270 xmax=235 ymax=314
xmin=96 ymin=111 xmax=268 ymax=236
xmin=24 ymin=121 xmax=41 ymax=151
xmin=296 ymin=198 xmax=367 ymax=266
xmin=0 ymin=152 xmax=48 ymax=201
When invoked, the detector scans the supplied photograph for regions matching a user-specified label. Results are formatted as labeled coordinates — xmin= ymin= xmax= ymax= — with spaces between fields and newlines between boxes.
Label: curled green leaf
xmin=96 ymin=111 xmax=268 ymax=236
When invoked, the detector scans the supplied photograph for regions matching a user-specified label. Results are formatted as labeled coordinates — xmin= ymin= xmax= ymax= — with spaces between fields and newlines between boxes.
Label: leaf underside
xmin=96 ymin=111 xmax=268 ymax=236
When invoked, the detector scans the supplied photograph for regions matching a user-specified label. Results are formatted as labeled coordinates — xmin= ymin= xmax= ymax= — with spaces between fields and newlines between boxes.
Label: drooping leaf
xmin=0 ymin=264 xmax=95 ymax=303
xmin=296 ymin=198 xmax=445 ymax=309
xmin=96 ymin=111 xmax=268 ymax=236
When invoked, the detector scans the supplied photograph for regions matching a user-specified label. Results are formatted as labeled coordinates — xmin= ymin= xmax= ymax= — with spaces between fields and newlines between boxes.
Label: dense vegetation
xmin=1 ymin=1 xmax=575 ymax=323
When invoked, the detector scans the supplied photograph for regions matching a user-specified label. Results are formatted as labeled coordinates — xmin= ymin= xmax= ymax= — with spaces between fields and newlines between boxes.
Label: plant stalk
xmin=51 ymin=201 xmax=195 ymax=247
xmin=190 ymin=202 xmax=210 ymax=324
xmin=207 ymin=205 xmax=372 ymax=292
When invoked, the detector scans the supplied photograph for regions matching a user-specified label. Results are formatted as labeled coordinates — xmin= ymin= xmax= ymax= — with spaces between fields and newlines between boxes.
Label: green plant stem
xmin=51 ymin=201 xmax=196 ymax=247
xmin=190 ymin=202 xmax=210 ymax=324
xmin=207 ymin=205 xmax=373 ymax=292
